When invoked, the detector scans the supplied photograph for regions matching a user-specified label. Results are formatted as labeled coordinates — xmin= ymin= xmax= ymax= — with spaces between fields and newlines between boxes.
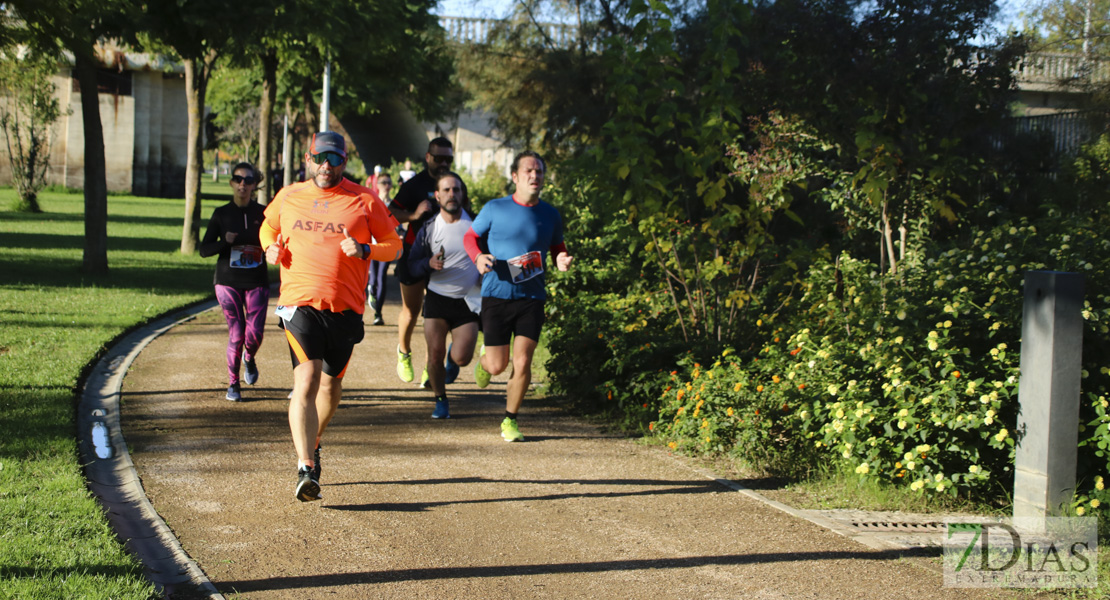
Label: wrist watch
xmin=360 ymin=243 xmax=371 ymax=259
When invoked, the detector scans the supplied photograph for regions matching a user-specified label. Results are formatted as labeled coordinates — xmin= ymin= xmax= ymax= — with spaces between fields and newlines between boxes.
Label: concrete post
xmin=1013 ymin=271 xmax=1085 ymax=530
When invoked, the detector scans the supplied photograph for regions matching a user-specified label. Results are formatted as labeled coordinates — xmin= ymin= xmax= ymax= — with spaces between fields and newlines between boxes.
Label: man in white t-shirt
xmin=407 ymin=172 xmax=481 ymax=419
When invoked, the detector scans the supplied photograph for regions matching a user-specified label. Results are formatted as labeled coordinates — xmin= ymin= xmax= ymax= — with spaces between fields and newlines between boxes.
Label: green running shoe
xmin=501 ymin=417 xmax=524 ymax=442
xmin=397 ymin=346 xmax=414 ymax=383
xmin=474 ymin=345 xmax=491 ymax=388
xmin=419 ymin=367 xmax=430 ymax=389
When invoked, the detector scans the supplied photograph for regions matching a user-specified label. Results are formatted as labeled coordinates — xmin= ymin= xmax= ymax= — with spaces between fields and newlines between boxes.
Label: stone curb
xmin=77 ymin=300 xmax=224 ymax=600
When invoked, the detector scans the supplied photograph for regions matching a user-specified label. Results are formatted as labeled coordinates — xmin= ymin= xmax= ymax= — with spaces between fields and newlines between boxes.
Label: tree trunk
xmin=256 ymin=49 xmax=278 ymax=204
xmin=283 ymin=98 xmax=294 ymax=188
xmin=181 ymin=50 xmax=216 ymax=254
xmin=74 ymin=52 xmax=108 ymax=274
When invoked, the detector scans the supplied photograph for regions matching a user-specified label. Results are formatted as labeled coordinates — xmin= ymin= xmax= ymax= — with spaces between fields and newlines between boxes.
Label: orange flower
xmin=774 ymin=337 xmax=780 ymax=342
xmin=677 ymin=389 xmax=685 ymax=401
xmin=649 ymin=422 xmax=654 ymax=431
xmin=607 ymin=390 xmax=613 ymax=400
xmin=797 ymin=384 xmax=806 ymax=390
xmin=755 ymin=408 xmax=760 ymax=415
xmin=756 ymin=385 xmax=764 ymax=392
xmin=953 ymin=371 xmax=961 ymax=379
xmin=772 ymin=375 xmax=781 ymax=383
xmin=790 ymin=347 xmax=800 ymax=356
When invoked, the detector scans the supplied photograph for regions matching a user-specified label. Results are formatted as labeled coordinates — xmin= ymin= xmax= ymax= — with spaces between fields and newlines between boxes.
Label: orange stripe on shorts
xmin=285 ymin=329 xmax=309 ymax=365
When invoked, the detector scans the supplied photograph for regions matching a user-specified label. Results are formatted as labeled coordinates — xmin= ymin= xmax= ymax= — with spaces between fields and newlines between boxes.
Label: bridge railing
xmin=1016 ymin=52 xmax=1110 ymax=85
xmin=439 ymin=16 xmax=584 ymax=49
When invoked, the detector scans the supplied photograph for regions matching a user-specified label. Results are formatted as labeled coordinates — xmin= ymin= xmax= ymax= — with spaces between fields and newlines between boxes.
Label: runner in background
xmin=199 ymin=162 xmax=269 ymax=402
xmin=261 ymin=131 xmax=402 ymax=502
xmin=387 ymin=137 xmax=467 ymax=384
xmin=464 ymin=151 xmax=573 ymax=442
xmin=367 ymin=172 xmax=398 ymax=326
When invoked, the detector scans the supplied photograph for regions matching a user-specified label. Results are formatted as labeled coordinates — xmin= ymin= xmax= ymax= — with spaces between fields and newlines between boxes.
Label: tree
xmin=6 ymin=0 xmax=134 ymax=274
xmin=0 ymin=48 xmax=64 ymax=212
xmin=1022 ymin=0 xmax=1110 ymax=55
xmin=136 ymin=0 xmax=267 ymax=253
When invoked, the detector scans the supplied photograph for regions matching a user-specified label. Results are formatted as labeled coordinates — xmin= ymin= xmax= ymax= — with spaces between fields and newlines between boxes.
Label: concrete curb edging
xmin=77 ymin=300 xmax=224 ymax=600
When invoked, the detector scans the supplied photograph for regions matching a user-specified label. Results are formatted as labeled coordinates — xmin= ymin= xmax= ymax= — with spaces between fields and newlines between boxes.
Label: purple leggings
xmin=215 ymin=285 xmax=270 ymax=384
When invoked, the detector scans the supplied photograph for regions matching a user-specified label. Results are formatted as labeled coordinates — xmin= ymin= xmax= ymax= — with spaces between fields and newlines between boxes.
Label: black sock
xmin=436 ymin=396 xmax=448 ymax=402
xmin=505 ymin=411 xmax=517 ymax=420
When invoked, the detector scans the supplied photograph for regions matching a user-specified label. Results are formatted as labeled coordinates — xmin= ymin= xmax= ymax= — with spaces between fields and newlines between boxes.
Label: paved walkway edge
xmin=77 ymin=300 xmax=225 ymax=600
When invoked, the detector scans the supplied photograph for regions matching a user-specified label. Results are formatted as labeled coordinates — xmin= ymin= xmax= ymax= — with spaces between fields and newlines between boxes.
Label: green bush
xmin=649 ymin=205 xmax=1110 ymax=506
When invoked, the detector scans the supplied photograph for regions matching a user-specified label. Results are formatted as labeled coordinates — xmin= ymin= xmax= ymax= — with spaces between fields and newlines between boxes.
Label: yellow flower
xmin=726 ymin=407 xmax=734 ymax=416
xmin=1091 ymin=499 xmax=1101 ymax=509
xmin=995 ymin=429 xmax=1009 ymax=442
xmin=668 ymin=442 xmax=677 ymax=449
xmin=937 ymin=484 xmax=946 ymax=492
xmin=935 ymin=473 xmax=944 ymax=482
xmin=943 ymin=320 xmax=953 ymax=328
xmin=733 ymin=382 xmax=742 ymax=392
xmin=1096 ymin=476 xmax=1105 ymax=491
xmin=897 ymin=420 xmax=908 ymax=430
xmin=855 ymin=463 xmax=870 ymax=474
xmin=906 ymin=461 xmax=916 ymax=470
xmin=1077 ymin=506 xmax=1086 ymax=516
xmin=772 ymin=375 xmax=781 ymax=383
xmin=911 ymin=480 xmax=925 ymax=491
xmin=968 ymin=465 xmax=979 ymax=474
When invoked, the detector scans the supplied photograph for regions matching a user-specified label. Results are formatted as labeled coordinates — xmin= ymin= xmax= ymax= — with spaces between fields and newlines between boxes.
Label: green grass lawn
xmin=0 ymin=190 xmax=215 ymax=599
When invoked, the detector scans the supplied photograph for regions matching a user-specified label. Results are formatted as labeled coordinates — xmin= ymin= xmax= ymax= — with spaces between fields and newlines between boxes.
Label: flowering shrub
xmin=651 ymin=209 xmax=1110 ymax=504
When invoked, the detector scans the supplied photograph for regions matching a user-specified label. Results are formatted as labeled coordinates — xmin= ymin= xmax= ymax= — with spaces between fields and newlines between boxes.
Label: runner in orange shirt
xmin=260 ymin=131 xmax=402 ymax=502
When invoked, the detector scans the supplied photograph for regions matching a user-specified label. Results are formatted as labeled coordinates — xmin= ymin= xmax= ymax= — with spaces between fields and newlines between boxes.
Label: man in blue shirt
xmin=464 ymin=151 xmax=573 ymax=442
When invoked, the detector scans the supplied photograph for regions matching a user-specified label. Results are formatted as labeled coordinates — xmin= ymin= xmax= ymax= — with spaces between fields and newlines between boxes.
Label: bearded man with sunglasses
xmin=199 ymin=162 xmax=269 ymax=402
xmin=260 ymin=131 xmax=402 ymax=502
xmin=388 ymin=137 xmax=468 ymax=384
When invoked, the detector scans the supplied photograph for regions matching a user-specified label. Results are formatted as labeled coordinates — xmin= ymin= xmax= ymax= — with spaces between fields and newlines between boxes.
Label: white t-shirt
xmin=423 ymin=212 xmax=481 ymax=308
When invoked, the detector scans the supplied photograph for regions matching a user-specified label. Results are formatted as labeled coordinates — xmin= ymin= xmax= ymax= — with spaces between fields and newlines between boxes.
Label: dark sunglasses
xmin=312 ymin=152 xmax=346 ymax=167
xmin=230 ymin=175 xmax=257 ymax=185
xmin=431 ymin=154 xmax=454 ymax=164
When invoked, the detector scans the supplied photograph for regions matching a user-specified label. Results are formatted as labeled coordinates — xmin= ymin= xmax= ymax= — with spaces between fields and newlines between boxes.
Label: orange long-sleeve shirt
xmin=261 ymin=178 xmax=401 ymax=314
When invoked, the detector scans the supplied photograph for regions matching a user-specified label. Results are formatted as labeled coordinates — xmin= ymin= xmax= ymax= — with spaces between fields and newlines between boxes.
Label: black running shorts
xmin=479 ymin=297 xmax=545 ymax=346
xmin=423 ymin=289 xmax=479 ymax=330
xmin=278 ymin=306 xmax=364 ymax=377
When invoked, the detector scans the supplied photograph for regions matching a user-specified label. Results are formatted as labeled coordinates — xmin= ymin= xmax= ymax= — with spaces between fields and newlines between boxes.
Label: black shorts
xmin=278 ymin=306 xmax=364 ymax=377
xmin=423 ymin=289 xmax=479 ymax=330
xmin=394 ymin=243 xmax=428 ymax=286
xmin=480 ymin=297 xmax=545 ymax=346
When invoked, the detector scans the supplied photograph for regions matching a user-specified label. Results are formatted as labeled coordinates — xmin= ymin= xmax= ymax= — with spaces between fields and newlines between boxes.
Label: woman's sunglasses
xmin=231 ymin=175 xmax=258 ymax=185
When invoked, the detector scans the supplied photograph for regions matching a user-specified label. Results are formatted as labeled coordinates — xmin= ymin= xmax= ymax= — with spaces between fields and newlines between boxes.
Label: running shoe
xmin=419 ymin=367 xmax=430 ymax=389
xmin=474 ymin=346 xmax=491 ymax=388
xmin=312 ymin=443 xmax=322 ymax=482
xmin=500 ymin=417 xmax=524 ymax=442
xmin=226 ymin=383 xmax=242 ymax=402
xmin=243 ymin=352 xmax=259 ymax=385
xmin=373 ymin=313 xmax=384 ymax=326
xmin=397 ymin=346 xmax=414 ymax=382
xmin=444 ymin=343 xmax=459 ymax=385
xmin=295 ymin=467 xmax=321 ymax=502
xmin=432 ymin=397 xmax=450 ymax=419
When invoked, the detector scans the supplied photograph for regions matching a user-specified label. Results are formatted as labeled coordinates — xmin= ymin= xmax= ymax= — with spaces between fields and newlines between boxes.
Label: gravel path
xmin=118 ymin=297 xmax=1027 ymax=599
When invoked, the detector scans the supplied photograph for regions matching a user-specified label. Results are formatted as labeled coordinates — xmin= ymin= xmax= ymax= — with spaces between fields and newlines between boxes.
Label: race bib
xmin=274 ymin=305 xmax=298 ymax=322
xmin=230 ymin=245 xmax=263 ymax=269
xmin=507 ymin=251 xmax=543 ymax=284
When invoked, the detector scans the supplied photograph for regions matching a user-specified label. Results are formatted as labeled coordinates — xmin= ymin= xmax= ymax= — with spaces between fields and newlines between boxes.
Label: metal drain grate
xmin=847 ymin=521 xmax=947 ymax=533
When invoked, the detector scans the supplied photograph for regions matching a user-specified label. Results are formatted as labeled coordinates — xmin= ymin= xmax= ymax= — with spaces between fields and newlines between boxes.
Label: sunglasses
xmin=431 ymin=154 xmax=454 ymax=164
xmin=312 ymin=152 xmax=346 ymax=167
xmin=230 ymin=175 xmax=257 ymax=185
